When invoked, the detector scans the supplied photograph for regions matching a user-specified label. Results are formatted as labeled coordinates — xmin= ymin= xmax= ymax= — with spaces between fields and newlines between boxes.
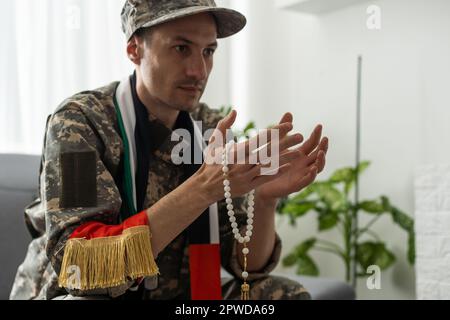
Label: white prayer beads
xmin=222 ymin=141 xmax=255 ymax=282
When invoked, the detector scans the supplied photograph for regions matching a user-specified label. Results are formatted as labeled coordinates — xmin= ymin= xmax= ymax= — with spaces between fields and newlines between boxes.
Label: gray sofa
xmin=0 ymin=154 xmax=40 ymax=300
xmin=0 ymin=153 xmax=355 ymax=300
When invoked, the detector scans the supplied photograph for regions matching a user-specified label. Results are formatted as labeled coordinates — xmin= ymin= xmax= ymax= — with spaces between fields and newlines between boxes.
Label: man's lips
xmin=179 ymin=86 xmax=202 ymax=93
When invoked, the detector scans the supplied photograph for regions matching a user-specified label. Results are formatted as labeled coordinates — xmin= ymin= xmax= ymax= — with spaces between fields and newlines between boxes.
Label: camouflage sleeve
xmin=43 ymin=104 xmax=132 ymax=297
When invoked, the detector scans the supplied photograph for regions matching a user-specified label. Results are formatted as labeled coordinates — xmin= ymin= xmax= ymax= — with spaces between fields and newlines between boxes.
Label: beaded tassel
xmin=241 ymin=283 xmax=250 ymax=300
xmin=241 ymin=243 xmax=250 ymax=300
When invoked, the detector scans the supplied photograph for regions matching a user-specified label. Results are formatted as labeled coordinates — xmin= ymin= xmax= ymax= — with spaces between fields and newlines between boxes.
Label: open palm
xmin=256 ymin=113 xmax=329 ymax=201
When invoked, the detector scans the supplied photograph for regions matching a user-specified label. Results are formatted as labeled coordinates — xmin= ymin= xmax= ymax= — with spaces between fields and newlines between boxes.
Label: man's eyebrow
xmin=173 ymin=36 xmax=218 ymax=48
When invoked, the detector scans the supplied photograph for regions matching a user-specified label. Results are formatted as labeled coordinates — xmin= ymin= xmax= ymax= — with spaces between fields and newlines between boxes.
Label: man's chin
xmin=183 ymin=102 xmax=201 ymax=113
xmin=171 ymin=100 xmax=200 ymax=113
xmin=175 ymin=96 xmax=203 ymax=112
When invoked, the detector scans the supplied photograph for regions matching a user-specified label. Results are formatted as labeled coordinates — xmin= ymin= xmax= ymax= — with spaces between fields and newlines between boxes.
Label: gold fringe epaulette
xmin=58 ymin=225 xmax=159 ymax=291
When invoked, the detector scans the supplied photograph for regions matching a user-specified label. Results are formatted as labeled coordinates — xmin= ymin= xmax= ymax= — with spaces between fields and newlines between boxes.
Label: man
xmin=10 ymin=0 xmax=328 ymax=300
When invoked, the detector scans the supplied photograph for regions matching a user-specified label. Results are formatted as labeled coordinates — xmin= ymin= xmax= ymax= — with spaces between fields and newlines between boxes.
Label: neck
xmin=135 ymin=72 xmax=179 ymax=130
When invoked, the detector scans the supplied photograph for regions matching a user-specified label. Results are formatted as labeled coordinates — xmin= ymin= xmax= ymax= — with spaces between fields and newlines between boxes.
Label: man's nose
xmin=185 ymin=52 xmax=208 ymax=81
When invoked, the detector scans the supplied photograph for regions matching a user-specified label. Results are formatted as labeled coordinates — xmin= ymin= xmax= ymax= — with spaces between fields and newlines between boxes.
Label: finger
xmin=316 ymin=150 xmax=326 ymax=173
xmin=279 ymin=133 xmax=304 ymax=152
xmin=245 ymin=150 xmax=301 ymax=179
xmin=206 ymin=111 xmax=237 ymax=164
xmin=298 ymin=125 xmax=323 ymax=155
xmin=255 ymin=121 xmax=301 ymax=159
xmin=232 ymin=122 xmax=293 ymax=161
xmin=209 ymin=110 xmax=237 ymax=146
xmin=322 ymin=137 xmax=329 ymax=154
xmin=304 ymin=137 xmax=329 ymax=167
xmin=255 ymin=133 xmax=303 ymax=163
xmin=267 ymin=113 xmax=293 ymax=129
xmin=296 ymin=166 xmax=318 ymax=190
xmin=299 ymin=138 xmax=328 ymax=166
xmin=279 ymin=112 xmax=293 ymax=125
xmin=275 ymin=149 xmax=302 ymax=167
xmin=244 ymin=163 xmax=264 ymax=179
xmin=250 ymin=163 xmax=292 ymax=188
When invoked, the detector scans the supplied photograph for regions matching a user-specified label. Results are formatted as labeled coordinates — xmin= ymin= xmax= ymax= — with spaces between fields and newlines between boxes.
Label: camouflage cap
xmin=121 ymin=0 xmax=247 ymax=41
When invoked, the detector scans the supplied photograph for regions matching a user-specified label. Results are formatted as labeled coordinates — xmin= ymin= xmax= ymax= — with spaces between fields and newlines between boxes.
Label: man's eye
xmin=175 ymin=45 xmax=188 ymax=53
xmin=204 ymin=48 xmax=215 ymax=57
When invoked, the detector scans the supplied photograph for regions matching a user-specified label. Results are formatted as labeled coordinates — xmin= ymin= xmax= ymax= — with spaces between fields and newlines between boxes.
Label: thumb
xmin=279 ymin=112 xmax=293 ymax=125
xmin=210 ymin=110 xmax=237 ymax=146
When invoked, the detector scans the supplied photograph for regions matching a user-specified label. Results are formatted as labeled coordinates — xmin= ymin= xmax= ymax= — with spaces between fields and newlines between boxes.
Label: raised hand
xmin=255 ymin=113 xmax=329 ymax=201
xmin=195 ymin=110 xmax=298 ymax=203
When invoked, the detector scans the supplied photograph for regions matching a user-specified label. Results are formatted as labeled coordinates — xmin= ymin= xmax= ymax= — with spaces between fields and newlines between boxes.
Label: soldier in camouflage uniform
xmin=10 ymin=0 xmax=328 ymax=300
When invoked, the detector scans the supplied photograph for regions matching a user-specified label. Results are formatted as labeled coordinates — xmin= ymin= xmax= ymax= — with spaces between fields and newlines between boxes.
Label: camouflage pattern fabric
xmin=53 ymin=276 xmax=311 ymax=300
xmin=222 ymin=276 xmax=311 ymax=300
xmin=121 ymin=0 xmax=247 ymax=40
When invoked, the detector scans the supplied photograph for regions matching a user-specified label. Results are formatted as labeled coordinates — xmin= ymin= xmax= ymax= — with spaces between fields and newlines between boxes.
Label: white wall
xmin=415 ymin=165 xmax=450 ymax=299
xmin=213 ymin=0 xmax=450 ymax=299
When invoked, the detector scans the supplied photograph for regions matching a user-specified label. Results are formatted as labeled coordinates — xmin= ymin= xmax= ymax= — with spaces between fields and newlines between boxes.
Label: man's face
xmin=135 ymin=13 xmax=218 ymax=112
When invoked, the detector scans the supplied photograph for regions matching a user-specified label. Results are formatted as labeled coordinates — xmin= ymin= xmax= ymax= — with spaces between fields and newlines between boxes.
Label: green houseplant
xmin=276 ymin=161 xmax=415 ymax=285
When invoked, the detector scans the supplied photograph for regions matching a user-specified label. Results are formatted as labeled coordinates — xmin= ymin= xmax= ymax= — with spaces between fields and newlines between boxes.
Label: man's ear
xmin=127 ymin=36 xmax=141 ymax=65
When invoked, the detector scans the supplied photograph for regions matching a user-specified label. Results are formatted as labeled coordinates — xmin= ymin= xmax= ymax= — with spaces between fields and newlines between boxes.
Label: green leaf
xmin=282 ymin=252 xmax=298 ymax=267
xmin=387 ymin=204 xmax=416 ymax=265
xmin=288 ymin=215 xmax=297 ymax=227
xmin=281 ymin=201 xmax=316 ymax=218
xmin=356 ymin=241 xmax=396 ymax=270
xmin=276 ymin=197 xmax=289 ymax=213
xmin=381 ymin=196 xmax=391 ymax=211
xmin=358 ymin=200 xmax=386 ymax=214
xmin=357 ymin=161 xmax=371 ymax=174
xmin=338 ymin=161 xmax=370 ymax=194
xmin=276 ymin=198 xmax=299 ymax=226
xmin=291 ymin=183 xmax=319 ymax=201
xmin=318 ymin=212 xmax=339 ymax=231
xmin=330 ymin=161 xmax=370 ymax=181
xmin=243 ymin=122 xmax=255 ymax=135
xmin=344 ymin=182 xmax=354 ymax=195
xmin=219 ymin=106 xmax=232 ymax=117
xmin=408 ymin=231 xmax=416 ymax=264
xmin=296 ymin=254 xmax=319 ymax=276
xmin=315 ymin=183 xmax=348 ymax=212
xmin=380 ymin=197 xmax=416 ymax=265
xmin=390 ymin=206 xmax=414 ymax=232
xmin=329 ymin=168 xmax=354 ymax=184
xmin=282 ymin=238 xmax=317 ymax=271
xmin=294 ymin=238 xmax=317 ymax=256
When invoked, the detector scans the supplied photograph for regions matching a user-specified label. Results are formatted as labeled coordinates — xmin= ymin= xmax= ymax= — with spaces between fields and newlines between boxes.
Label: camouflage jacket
xmin=10 ymin=81 xmax=282 ymax=300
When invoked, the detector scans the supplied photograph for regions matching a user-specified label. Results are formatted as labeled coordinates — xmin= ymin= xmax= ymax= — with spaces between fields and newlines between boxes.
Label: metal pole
xmin=353 ymin=55 xmax=363 ymax=290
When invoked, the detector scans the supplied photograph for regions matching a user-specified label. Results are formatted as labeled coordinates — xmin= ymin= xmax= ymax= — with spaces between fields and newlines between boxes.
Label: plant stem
xmin=316 ymin=239 xmax=344 ymax=252
xmin=343 ymin=210 xmax=352 ymax=283
xmin=356 ymin=214 xmax=382 ymax=237
xmin=337 ymin=222 xmax=344 ymax=236
xmin=313 ymin=246 xmax=345 ymax=259
xmin=365 ymin=229 xmax=381 ymax=242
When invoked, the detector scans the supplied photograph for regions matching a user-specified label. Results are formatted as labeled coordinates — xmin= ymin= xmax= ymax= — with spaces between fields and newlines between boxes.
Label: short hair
xmin=133 ymin=27 xmax=153 ymax=45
